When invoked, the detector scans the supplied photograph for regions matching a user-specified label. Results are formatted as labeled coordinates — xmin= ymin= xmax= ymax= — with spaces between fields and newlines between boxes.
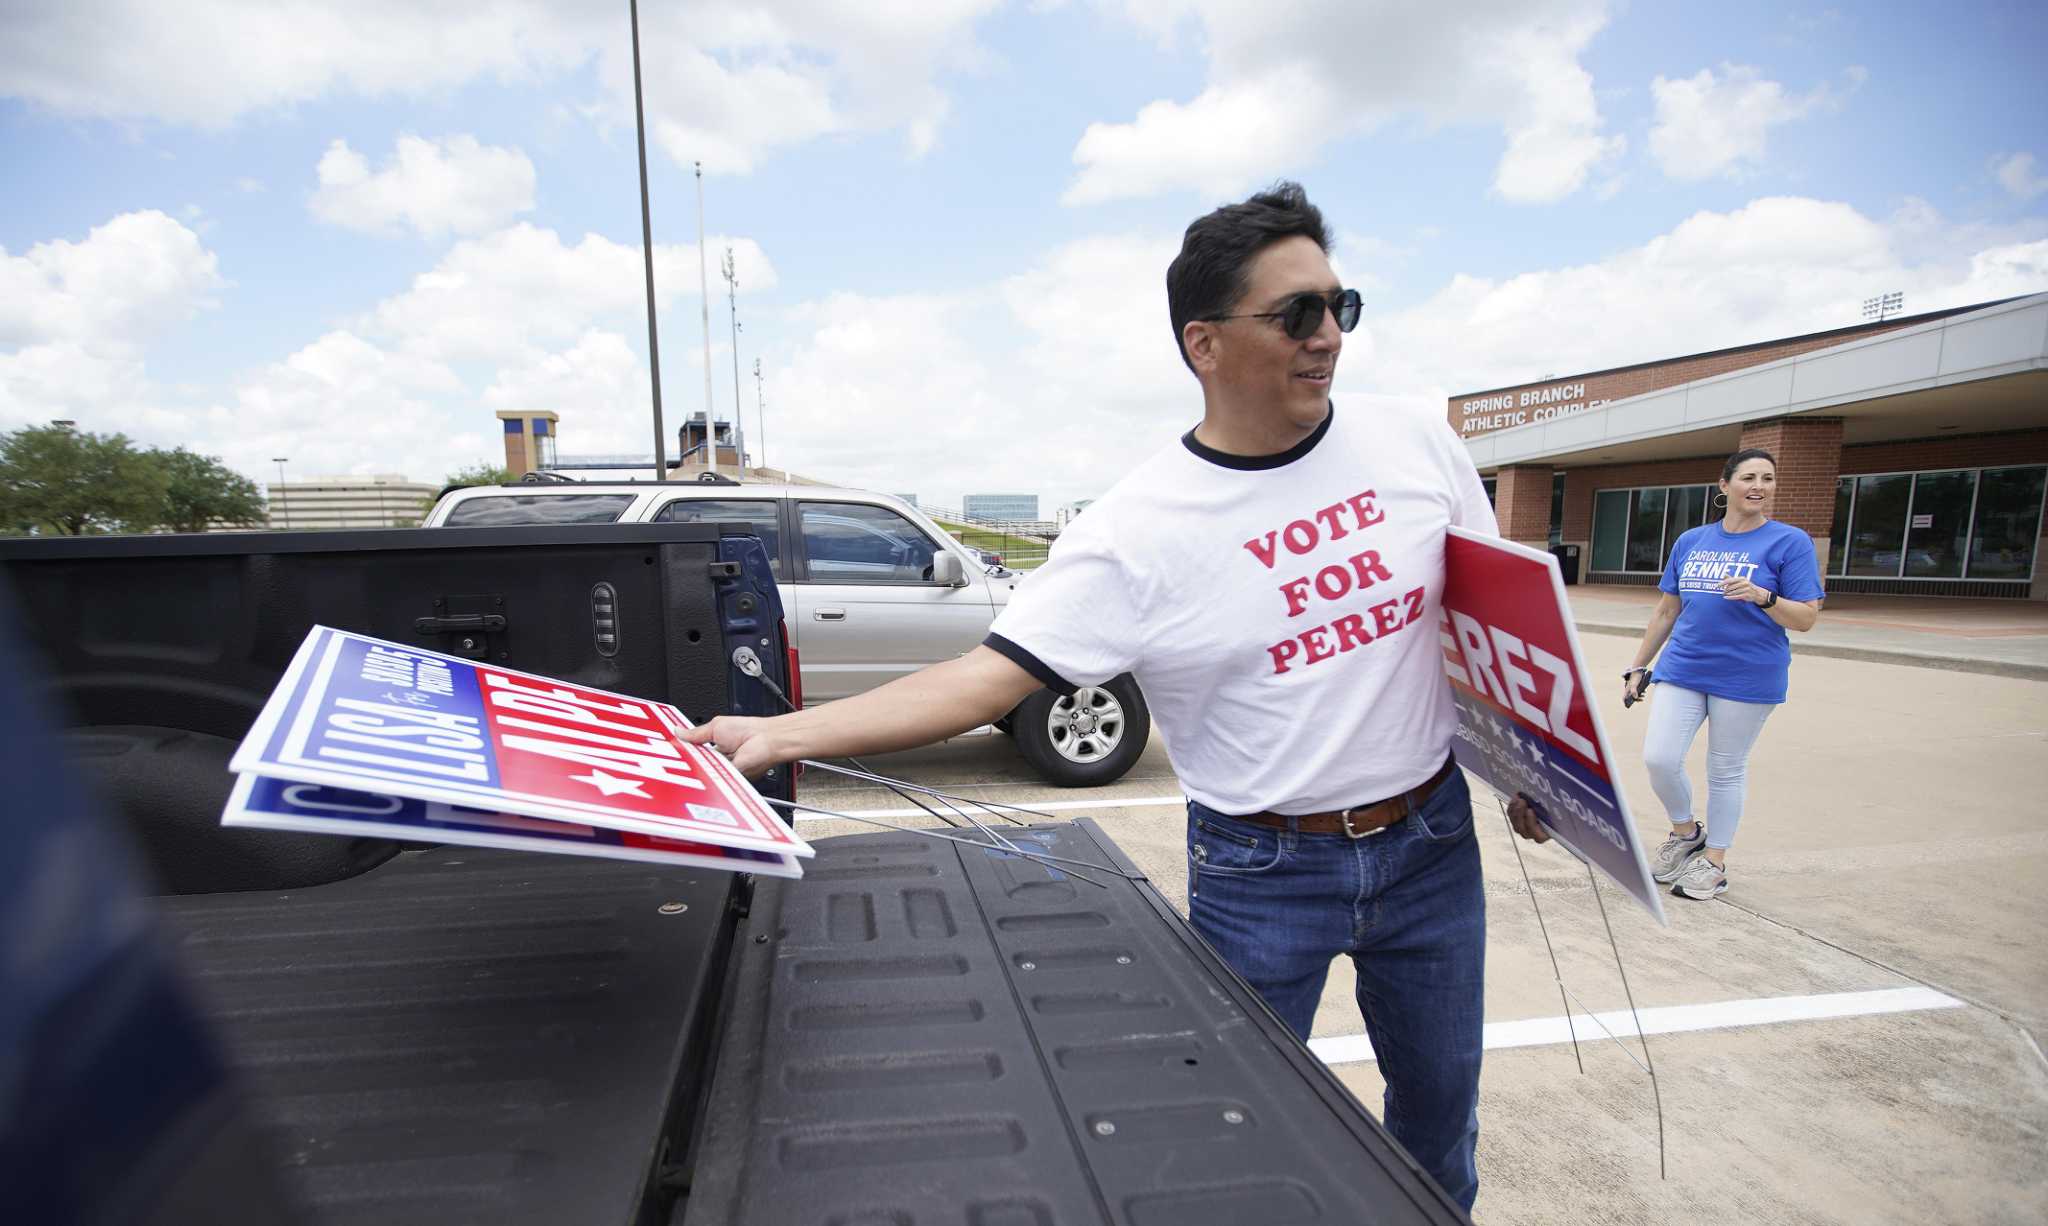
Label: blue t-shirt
xmin=1655 ymin=520 xmax=1825 ymax=704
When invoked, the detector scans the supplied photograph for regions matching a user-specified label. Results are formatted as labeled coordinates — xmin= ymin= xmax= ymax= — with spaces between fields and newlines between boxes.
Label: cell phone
xmin=1623 ymin=669 xmax=1653 ymax=708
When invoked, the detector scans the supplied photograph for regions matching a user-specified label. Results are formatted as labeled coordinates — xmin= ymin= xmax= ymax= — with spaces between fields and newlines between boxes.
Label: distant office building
xmin=893 ymin=493 xmax=918 ymax=508
xmin=497 ymin=410 xmax=559 ymax=476
xmin=268 ymin=475 xmax=438 ymax=530
xmin=1055 ymin=499 xmax=1094 ymax=528
xmin=964 ymin=494 xmax=1038 ymax=521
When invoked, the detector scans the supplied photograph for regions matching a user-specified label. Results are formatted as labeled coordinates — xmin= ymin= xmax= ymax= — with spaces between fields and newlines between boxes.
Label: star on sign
xmin=570 ymin=769 xmax=649 ymax=798
xmin=1506 ymin=727 xmax=1527 ymax=757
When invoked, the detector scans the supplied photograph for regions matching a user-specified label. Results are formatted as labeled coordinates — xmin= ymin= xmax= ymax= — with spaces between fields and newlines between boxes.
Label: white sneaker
xmin=1671 ymin=854 xmax=1727 ymax=900
xmin=1651 ymin=825 xmax=1707 ymax=883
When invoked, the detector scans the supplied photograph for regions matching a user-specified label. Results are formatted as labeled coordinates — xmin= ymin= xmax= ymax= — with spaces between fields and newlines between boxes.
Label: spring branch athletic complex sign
xmin=1439 ymin=529 xmax=1666 ymax=923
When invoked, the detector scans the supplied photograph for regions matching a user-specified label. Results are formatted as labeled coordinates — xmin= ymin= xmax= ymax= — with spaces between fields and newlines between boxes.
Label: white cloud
xmin=1992 ymin=152 xmax=2047 ymax=201
xmin=0 ymin=210 xmax=224 ymax=433
xmin=0 ymin=0 xmax=997 ymax=173
xmin=0 ymin=208 xmax=783 ymax=487
xmin=0 ymin=210 xmax=223 ymax=354
xmin=1065 ymin=0 xmax=1623 ymax=206
xmin=310 ymin=134 xmax=536 ymax=238
xmin=1648 ymin=64 xmax=1857 ymax=181
xmin=1360 ymin=196 xmax=2048 ymax=404
xmin=358 ymin=223 xmax=775 ymax=364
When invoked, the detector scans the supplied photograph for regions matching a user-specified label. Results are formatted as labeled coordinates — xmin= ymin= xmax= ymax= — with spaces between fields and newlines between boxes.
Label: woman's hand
xmin=1623 ymin=668 xmax=1650 ymax=706
xmin=1720 ymin=575 xmax=1771 ymax=605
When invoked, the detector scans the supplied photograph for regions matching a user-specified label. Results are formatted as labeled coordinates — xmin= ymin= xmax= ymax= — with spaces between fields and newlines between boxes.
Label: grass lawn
xmin=934 ymin=520 xmax=1051 ymax=569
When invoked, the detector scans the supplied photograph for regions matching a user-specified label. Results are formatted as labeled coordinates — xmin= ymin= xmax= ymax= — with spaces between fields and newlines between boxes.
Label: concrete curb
xmin=1572 ymin=618 xmax=2048 ymax=682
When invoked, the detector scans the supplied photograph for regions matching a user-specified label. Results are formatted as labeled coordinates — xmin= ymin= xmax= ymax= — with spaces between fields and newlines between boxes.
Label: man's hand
xmin=1505 ymin=793 xmax=1552 ymax=843
xmin=1720 ymin=575 xmax=1770 ymax=605
xmin=680 ymin=714 xmax=787 ymax=779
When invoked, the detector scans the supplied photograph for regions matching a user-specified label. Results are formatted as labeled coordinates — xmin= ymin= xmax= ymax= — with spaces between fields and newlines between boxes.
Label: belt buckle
xmin=1339 ymin=805 xmax=1394 ymax=839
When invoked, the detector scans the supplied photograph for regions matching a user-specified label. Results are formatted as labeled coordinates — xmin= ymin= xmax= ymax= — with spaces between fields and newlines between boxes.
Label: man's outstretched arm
xmin=680 ymin=645 xmax=1048 ymax=777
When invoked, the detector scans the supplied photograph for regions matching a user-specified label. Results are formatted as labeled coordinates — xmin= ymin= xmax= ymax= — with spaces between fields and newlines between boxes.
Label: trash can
xmin=1551 ymin=543 xmax=1581 ymax=585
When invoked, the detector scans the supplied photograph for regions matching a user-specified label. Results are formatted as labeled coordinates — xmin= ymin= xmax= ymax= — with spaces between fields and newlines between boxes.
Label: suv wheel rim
xmin=1047 ymin=686 xmax=1125 ymax=764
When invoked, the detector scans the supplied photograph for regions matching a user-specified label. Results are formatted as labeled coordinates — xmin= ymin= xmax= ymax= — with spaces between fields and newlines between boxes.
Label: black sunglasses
xmin=1204 ymin=288 xmax=1363 ymax=341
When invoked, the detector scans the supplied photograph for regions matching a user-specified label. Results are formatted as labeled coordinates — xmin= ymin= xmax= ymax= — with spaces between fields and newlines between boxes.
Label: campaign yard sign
xmin=223 ymin=773 xmax=802 ymax=877
xmin=230 ymin=626 xmax=812 ymax=860
xmin=1439 ymin=528 xmax=1666 ymax=924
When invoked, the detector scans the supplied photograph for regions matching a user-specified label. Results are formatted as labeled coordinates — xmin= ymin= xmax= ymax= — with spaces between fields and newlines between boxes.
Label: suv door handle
xmin=813 ymin=608 xmax=846 ymax=621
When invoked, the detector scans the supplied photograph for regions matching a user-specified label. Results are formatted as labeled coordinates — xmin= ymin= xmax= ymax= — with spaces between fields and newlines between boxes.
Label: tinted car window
xmin=652 ymin=498 xmax=784 ymax=576
xmin=442 ymin=494 xmax=635 ymax=526
xmin=799 ymin=502 xmax=939 ymax=583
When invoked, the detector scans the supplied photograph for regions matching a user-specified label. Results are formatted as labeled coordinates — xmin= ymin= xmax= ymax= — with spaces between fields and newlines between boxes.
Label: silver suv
xmin=424 ymin=478 xmax=1148 ymax=787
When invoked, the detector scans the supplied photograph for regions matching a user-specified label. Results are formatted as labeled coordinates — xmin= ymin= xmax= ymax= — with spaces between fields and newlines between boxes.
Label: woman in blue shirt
xmin=1622 ymin=448 xmax=1825 ymax=899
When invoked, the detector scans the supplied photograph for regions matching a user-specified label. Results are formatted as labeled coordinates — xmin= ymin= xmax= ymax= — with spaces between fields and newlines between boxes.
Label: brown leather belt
xmin=1234 ymin=755 xmax=1459 ymax=839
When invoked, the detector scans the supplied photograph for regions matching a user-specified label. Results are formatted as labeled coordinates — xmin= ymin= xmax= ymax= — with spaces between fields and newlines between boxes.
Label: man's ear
xmin=1183 ymin=320 xmax=1220 ymax=376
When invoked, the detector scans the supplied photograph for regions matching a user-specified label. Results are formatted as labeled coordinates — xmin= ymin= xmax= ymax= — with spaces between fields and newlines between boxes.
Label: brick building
xmin=1453 ymin=294 xmax=2048 ymax=599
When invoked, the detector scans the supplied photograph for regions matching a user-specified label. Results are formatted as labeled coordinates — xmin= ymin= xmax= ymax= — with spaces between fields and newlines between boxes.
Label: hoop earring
xmin=1712 ymin=492 xmax=1728 ymax=509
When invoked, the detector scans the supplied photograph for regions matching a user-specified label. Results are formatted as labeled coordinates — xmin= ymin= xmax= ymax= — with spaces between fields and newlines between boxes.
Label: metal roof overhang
xmin=1466 ymin=294 xmax=2048 ymax=472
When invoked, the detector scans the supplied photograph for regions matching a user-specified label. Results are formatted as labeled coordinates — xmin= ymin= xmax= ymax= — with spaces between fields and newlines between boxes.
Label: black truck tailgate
xmin=164 ymin=848 xmax=742 ymax=1226
xmin=684 ymin=818 xmax=1464 ymax=1226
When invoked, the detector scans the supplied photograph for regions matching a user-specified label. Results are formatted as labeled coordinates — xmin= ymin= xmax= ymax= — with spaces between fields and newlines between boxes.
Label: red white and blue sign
xmin=230 ymin=626 xmax=812 ymax=859
xmin=223 ymin=772 xmax=802 ymax=877
xmin=1439 ymin=528 xmax=1665 ymax=923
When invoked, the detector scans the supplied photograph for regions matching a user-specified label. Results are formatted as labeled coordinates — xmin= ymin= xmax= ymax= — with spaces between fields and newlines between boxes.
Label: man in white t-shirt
xmin=685 ymin=182 xmax=1543 ymax=1212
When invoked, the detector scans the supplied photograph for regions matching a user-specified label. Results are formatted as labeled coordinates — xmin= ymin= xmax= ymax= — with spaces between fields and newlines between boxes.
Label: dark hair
xmin=1721 ymin=448 xmax=1776 ymax=482
xmin=1166 ymin=181 xmax=1332 ymax=372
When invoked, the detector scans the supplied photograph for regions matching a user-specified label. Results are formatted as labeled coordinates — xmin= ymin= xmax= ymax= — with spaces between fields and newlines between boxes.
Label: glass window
xmin=653 ymin=498 xmax=784 ymax=576
xmin=800 ymin=502 xmax=940 ymax=584
xmin=1967 ymin=466 xmax=2047 ymax=579
xmin=1481 ymin=478 xmax=1497 ymax=507
xmin=1903 ymin=471 xmax=1974 ymax=578
xmin=1666 ymin=486 xmax=1709 ymax=564
xmin=1592 ymin=490 xmax=1629 ymax=571
xmin=1847 ymin=473 xmax=1911 ymax=577
xmin=1626 ymin=488 xmax=1668 ymax=572
xmin=1548 ymin=472 xmax=1566 ymax=549
xmin=442 ymin=493 xmax=634 ymax=526
xmin=1828 ymin=477 xmax=1853 ymax=576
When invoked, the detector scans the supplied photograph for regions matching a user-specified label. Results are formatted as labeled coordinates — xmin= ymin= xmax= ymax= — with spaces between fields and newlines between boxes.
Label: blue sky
xmin=3 ymin=0 xmax=2044 ymax=508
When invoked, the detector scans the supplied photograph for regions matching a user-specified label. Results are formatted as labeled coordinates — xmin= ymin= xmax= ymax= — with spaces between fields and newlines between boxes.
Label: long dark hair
xmin=1721 ymin=448 xmax=1776 ymax=483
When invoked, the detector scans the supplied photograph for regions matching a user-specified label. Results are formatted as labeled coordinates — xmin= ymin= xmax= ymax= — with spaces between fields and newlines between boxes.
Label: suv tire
xmin=1010 ymin=673 xmax=1149 ymax=787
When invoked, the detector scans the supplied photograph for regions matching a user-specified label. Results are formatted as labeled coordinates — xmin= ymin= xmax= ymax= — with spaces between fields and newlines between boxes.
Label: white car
xmin=424 ymin=477 xmax=1147 ymax=786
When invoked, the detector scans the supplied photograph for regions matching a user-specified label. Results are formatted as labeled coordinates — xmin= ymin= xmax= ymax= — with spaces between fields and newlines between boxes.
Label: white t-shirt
xmin=986 ymin=401 xmax=1498 ymax=815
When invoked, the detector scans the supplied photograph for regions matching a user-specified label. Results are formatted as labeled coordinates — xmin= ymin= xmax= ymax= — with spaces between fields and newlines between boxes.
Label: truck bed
xmin=169 ymin=820 xmax=1461 ymax=1224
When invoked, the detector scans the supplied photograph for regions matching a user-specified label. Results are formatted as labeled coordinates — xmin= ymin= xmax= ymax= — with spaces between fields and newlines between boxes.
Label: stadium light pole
xmin=723 ymin=245 xmax=747 ymax=474
xmin=1862 ymin=290 xmax=1904 ymax=323
xmin=271 ymin=457 xmax=290 ymax=530
xmin=628 ymin=0 xmax=667 ymax=484
xmin=753 ymin=356 xmax=768 ymax=477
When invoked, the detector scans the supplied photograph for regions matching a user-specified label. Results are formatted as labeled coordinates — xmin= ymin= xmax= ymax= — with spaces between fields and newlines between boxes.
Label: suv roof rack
xmin=519 ymin=471 xmax=581 ymax=484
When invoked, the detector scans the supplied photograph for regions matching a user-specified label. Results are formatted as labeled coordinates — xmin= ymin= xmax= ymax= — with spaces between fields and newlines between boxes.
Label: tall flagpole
xmin=628 ymin=0 xmax=665 ymax=483
xmin=697 ymin=162 xmax=716 ymax=475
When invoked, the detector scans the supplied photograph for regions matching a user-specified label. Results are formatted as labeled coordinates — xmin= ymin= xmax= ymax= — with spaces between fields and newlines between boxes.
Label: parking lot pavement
xmin=789 ymin=637 xmax=2048 ymax=1225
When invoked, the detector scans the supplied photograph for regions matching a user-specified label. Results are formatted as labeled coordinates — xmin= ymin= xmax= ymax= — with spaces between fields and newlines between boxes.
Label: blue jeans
xmin=1187 ymin=768 xmax=1484 ymax=1211
xmin=1641 ymin=682 xmax=1775 ymax=851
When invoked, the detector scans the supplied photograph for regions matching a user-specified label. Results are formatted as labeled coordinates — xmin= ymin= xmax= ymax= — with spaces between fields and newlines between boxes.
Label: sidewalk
xmin=1566 ymin=584 xmax=2048 ymax=678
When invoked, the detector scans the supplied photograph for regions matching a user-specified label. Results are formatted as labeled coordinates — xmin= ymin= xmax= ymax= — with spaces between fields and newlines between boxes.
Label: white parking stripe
xmin=1307 ymin=986 xmax=1964 ymax=1066
xmin=792 ymin=793 xmax=1188 ymax=822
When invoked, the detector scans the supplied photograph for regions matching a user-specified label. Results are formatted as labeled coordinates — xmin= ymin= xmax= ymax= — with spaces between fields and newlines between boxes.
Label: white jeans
xmin=1641 ymin=683 xmax=1775 ymax=851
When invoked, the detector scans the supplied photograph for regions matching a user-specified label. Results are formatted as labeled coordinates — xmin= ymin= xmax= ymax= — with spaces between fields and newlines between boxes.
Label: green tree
xmin=0 ymin=425 xmax=167 ymax=535
xmin=445 ymin=461 xmax=514 ymax=487
xmin=148 ymin=447 xmax=267 ymax=533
